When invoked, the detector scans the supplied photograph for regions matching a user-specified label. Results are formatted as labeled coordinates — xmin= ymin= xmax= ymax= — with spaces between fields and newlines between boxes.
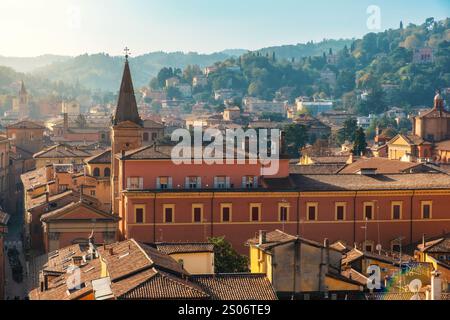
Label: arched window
xmin=93 ymin=167 xmax=100 ymax=177
xmin=104 ymin=167 xmax=111 ymax=177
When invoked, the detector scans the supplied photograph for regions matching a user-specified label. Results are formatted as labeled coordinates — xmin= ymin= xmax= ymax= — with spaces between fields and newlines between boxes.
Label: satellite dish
xmin=376 ymin=244 xmax=382 ymax=252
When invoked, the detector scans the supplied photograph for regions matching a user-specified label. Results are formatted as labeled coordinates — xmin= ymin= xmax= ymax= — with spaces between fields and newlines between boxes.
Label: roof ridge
xmin=131 ymin=239 xmax=154 ymax=265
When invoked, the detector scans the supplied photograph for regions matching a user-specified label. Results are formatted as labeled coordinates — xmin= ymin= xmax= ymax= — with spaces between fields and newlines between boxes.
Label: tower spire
xmin=113 ymin=48 xmax=142 ymax=126
xmin=20 ymin=80 xmax=27 ymax=95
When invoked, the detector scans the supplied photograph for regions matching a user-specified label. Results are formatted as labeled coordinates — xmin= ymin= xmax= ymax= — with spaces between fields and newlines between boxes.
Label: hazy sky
xmin=0 ymin=0 xmax=449 ymax=57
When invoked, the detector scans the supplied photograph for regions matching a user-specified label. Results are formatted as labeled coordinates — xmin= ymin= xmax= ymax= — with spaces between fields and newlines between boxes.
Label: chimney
xmin=63 ymin=113 xmax=69 ymax=134
xmin=45 ymin=192 xmax=49 ymax=204
xmin=72 ymin=256 xmax=82 ymax=267
xmin=324 ymin=238 xmax=330 ymax=268
xmin=43 ymin=274 xmax=49 ymax=291
xmin=109 ymin=247 xmax=114 ymax=256
xmin=259 ymin=230 xmax=267 ymax=245
xmin=431 ymin=270 xmax=442 ymax=300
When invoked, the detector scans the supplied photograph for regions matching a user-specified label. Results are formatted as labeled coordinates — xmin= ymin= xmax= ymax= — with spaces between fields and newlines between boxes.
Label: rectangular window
xmin=164 ymin=205 xmax=175 ymax=223
xmin=335 ymin=202 xmax=346 ymax=221
xmin=250 ymin=204 xmax=261 ymax=222
xmin=279 ymin=203 xmax=289 ymax=222
xmin=151 ymin=132 xmax=158 ymax=141
xmin=192 ymin=205 xmax=203 ymax=223
xmin=307 ymin=203 xmax=318 ymax=221
xmin=158 ymin=177 xmax=172 ymax=190
xmin=90 ymin=190 xmax=96 ymax=196
xmin=364 ymin=202 xmax=374 ymax=220
xmin=215 ymin=176 xmax=230 ymax=189
xmin=186 ymin=176 xmax=201 ymax=189
xmin=135 ymin=206 xmax=145 ymax=224
xmin=221 ymin=204 xmax=232 ymax=222
xmin=127 ymin=177 xmax=143 ymax=190
xmin=243 ymin=176 xmax=258 ymax=189
xmin=392 ymin=202 xmax=402 ymax=220
xmin=421 ymin=201 xmax=432 ymax=219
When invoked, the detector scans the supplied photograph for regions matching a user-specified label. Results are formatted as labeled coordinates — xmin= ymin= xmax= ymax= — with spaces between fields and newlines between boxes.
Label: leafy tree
xmin=337 ymin=117 xmax=358 ymax=144
xmin=208 ymin=237 xmax=249 ymax=273
xmin=356 ymin=85 xmax=386 ymax=115
xmin=352 ymin=127 xmax=367 ymax=155
xmin=75 ymin=114 xmax=87 ymax=128
xmin=151 ymin=101 xmax=162 ymax=113
xmin=183 ymin=65 xmax=202 ymax=84
xmin=156 ymin=67 xmax=175 ymax=88
xmin=166 ymin=86 xmax=182 ymax=100
xmin=284 ymin=123 xmax=308 ymax=157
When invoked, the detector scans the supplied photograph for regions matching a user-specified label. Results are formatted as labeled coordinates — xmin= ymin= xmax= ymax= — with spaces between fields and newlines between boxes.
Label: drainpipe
xmin=292 ymin=238 xmax=300 ymax=300
xmin=210 ymin=192 xmax=214 ymax=238
xmin=353 ymin=191 xmax=358 ymax=244
xmin=410 ymin=190 xmax=415 ymax=245
xmin=296 ymin=192 xmax=301 ymax=235
xmin=153 ymin=192 xmax=156 ymax=243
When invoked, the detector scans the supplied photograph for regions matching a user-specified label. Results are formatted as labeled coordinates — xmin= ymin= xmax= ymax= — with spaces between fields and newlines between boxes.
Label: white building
xmin=357 ymin=114 xmax=376 ymax=129
xmin=193 ymin=75 xmax=208 ymax=87
xmin=61 ymin=100 xmax=80 ymax=116
xmin=295 ymin=97 xmax=333 ymax=116
xmin=243 ymin=97 xmax=286 ymax=115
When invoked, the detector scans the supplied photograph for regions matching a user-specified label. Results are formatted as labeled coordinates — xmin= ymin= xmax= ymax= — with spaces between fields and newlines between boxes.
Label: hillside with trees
xmin=152 ymin=18 xmax=449 ymax=113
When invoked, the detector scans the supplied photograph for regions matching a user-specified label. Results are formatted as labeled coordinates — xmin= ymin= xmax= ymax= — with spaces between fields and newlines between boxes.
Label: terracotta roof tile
xmin=338 ymin=158 xmax=423 ymax=174
xmin=117 ymin=270 xmax=209 ymax=300
xmin=33 ymin=144 xmax=94 ymax=159
xmin=191 ymin=274 xmax=277 ymax=300
xmin=290 ymin=173 xmax=450 ymax=191
xmin=156 ymin=242 xmax=214 ymax=255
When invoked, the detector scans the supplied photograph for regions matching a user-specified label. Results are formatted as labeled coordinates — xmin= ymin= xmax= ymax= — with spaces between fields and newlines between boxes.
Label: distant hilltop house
xmin=357 ymin=114 xmax=376 ymax=130
xmin=141 ymin=87 xmax=167 ymax=102
xmin=223 ymin=106 xmax=241 ymax=121
xmin=243 ymin=97 xmax=286 ymax=115
xmin=192 ymin=75 xmax=208 ymax=87
xmin=296 ymin=97 xmax=333 ymax=116
xmin=318 ymin=110 xmax=355 ymax=127
xmin=204 ymin=65 xmax=218 ymax=76
xmin=61 ymin=100 xmax=80 ymax=116
xmin=413 ymin=47 xmax=435 ymax=64
xmin=214 ymin=88 xmax=240 ymax=101
xmin=165 ymin=76 xmax=180 ymax=87
xmin=326 ymin=52 xmax=339 ymax=65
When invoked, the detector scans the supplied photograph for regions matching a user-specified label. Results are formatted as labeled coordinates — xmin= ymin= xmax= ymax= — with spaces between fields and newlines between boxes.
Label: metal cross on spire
xmin=124 ymin=46 xmax=131 ymax=60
